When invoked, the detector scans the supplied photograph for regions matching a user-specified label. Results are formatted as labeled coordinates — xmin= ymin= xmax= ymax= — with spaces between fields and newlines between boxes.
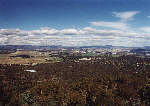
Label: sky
xmin=1 ymin=0 xmax=150 ymax=47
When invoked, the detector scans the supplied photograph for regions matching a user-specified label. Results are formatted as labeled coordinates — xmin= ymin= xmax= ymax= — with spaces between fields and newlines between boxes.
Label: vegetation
xmin=0 ymin=55 xmax=150 ymax=105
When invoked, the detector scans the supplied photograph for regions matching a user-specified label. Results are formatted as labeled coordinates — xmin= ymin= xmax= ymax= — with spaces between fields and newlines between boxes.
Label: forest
xmin=0 ymin=55 xmax=150 ymax=105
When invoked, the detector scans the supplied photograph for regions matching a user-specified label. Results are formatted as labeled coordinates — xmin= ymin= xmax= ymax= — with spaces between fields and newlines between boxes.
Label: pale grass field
xmin=0 ymin=51 xmax=50 ymax=64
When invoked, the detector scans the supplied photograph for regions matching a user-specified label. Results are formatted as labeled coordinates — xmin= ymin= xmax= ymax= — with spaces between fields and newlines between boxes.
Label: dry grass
xmin=0 ymin=51 xmax=50 ymax=64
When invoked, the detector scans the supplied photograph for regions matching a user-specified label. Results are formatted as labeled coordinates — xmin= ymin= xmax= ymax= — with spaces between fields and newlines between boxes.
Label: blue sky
xmin=1 ymin=0 xmax=150 ymax=46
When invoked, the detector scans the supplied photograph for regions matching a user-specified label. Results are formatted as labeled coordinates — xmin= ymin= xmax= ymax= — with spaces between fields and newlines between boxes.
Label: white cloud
xmin=140 ymin=27 xmax=150 ymax=33
xmin=90 ymin=21 xmax=128 ymax=30
xmin=148 ymin=16 xmax=150 ymax=18
xmin=32 ymin=27 xmax=59 ymax=35
xmin=0 ymin=27 xmax=149 ymax=47
xmin=82 ymin=27 xmax=124 ymax=36
xmin=90 ymin=11 xmax=140 ymax=31
xmin=113 ymin=11 xmax=139 ymax=21
xmin=0 ymin=29 xmax=29 ymax=36
xmin=60 ymin=29 xmax=80 ymax=35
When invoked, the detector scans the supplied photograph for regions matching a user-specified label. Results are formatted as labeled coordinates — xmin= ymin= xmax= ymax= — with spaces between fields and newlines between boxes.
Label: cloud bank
xmin=0 ymin=11 xmax=150 ymax=47
xmin=0 ymin=26 xmax=149 ymax=47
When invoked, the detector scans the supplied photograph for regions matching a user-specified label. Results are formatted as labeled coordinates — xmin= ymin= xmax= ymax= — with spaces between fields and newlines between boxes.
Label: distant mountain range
xmin=0 ymin=45 xmax=62 ymax=50
xmin=0 ymin=45 xmax=149 ymax=51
